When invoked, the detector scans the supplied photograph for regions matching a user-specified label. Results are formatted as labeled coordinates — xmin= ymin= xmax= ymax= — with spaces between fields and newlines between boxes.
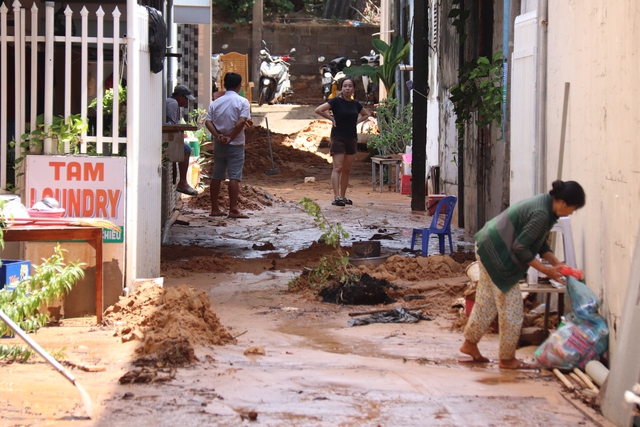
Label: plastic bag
xmin=534 ymin=277 xmax=609 ymax=370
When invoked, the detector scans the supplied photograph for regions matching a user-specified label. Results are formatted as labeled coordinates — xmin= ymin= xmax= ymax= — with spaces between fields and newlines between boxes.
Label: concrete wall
xmin=545 ymin=1 xmax=640 ymax=349
xmin=436 ymin=0 xmax=506 ymax=233
xmin=211 ymin=23 xmax=380 ymax=102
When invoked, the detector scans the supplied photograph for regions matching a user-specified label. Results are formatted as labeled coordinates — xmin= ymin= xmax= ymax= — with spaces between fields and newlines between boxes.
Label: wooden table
xmin=371 ymin=156 xmax=402 ymax=193
xmin=4 ymin=226 xmax=104 ymax=323
xmin=520 ymin=282 xmax=565 ymax=333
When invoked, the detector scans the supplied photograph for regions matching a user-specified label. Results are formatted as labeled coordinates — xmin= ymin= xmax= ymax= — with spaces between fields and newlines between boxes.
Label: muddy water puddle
xmin=170 ymin=203 xmax=470 ymax=259
xmin=277 ymin=324 xmax=383 ymax=357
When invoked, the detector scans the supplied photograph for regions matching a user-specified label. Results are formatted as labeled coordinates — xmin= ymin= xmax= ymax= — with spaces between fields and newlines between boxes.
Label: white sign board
xmin=25 ymin=156 xmax=126 ymax=243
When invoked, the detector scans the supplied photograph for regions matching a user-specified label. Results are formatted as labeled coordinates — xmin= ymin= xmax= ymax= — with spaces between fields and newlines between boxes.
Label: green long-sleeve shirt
xmin=475 ymin=193 xmax=558 ymax=293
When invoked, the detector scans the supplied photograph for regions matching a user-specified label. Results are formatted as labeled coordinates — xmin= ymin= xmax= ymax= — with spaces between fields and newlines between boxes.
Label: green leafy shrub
xmin=449 ymin=51 xmax=503 ymax=135
xmin=287 ymin=198 xmax=359 ymax=291
xmin=0 ymin=245 xmax=85 ymax=359
xmin=344 ymin=36 xmax=411 ymax=99
xmin=368 ymin=98 xmax=412 ymax=156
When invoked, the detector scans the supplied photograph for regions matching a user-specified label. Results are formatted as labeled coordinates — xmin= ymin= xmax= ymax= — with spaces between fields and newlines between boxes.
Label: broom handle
xmin=265 ymin=117 xmax=276 ymax=168
xmin=0 ymin=310 xmax=76 ymax=385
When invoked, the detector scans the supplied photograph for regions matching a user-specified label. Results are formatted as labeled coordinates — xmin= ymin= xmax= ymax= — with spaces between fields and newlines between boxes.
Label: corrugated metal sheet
xmin=510 ymin=11 xmax=538 ymax=204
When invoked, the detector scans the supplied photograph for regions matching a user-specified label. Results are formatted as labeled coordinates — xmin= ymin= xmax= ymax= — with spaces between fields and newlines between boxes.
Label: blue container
xmin=0 ymin=260 xmax=31 ymax=290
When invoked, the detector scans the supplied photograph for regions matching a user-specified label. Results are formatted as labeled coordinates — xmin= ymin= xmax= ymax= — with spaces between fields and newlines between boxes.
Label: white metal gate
xmin=510 ymin=11 xmax=538 ymax=204
xmin=0 ymin=1 xmax=127 ymax=178
xmin=0 ymin=0 xmax=163 ymax=285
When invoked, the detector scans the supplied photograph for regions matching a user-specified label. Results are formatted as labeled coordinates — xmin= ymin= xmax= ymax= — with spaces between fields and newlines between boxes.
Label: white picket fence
xmin=1 ymin=0 xmax=165 ymax=284
xmin=0 ymin=1 xmax=128 ymax=190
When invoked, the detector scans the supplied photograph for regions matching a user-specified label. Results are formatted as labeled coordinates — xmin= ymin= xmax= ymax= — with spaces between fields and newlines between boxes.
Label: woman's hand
xmin=542 ymin=264 xmax=566 ymax=283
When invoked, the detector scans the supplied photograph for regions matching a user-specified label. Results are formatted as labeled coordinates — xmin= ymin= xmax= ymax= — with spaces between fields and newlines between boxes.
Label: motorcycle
xmin=258 ymin=40 xmax=295 ymax=106
xmin=318 ymin=56 xmax=352 ymax=101
xmin=360 ymin=50 xmax=380 ymax=104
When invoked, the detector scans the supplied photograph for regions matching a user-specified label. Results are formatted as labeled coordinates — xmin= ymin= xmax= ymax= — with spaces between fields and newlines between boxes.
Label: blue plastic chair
xmin=410 ymin=196 xmax=457 ymax=257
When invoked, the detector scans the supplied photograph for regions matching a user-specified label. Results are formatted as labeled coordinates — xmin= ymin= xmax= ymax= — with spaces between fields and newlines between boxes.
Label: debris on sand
xmin=103 ymin=281 xmax=236 ymax=367
xmin=348 ymin=307 xmax=434 ymax=327
xmin=244 ymin=346 xmax=266 ymax=356
xmin=355 ymin=254 xmax=465 ymax=282
xmin=119 ymin=366 xmax=176 ymax=384
xmin=319 ymin=273 xmax=396 ymax=305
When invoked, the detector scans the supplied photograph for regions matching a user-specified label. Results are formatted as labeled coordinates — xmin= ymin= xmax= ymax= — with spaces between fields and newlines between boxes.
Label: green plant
xmin=368 ymin=98 xmax=412 ymax=156
xmin=16 ymin=114 xmax=87 ymax=155
xmin=0 ymin=244 xmax=85 ymax=340
xmin=187 ymin=108 xmax=209 ymax=146
xmin=344 ymin=36 xmax=411 ymax=99
xmin=213 ymin=0 xmax=319 ymax=23
xmin=449 ymin=51 xmax=503 ymax=138
xmin=288 ymin=198 xmax=359 ymax=291
xmin=0 ymin=343 xmax=66 ymax=363
xmin=11 ymin=113 xmax=89 ymax=185
xmin=448 ymin=0 xmax=471 ymax=44
xmin=89 ymin=84 xmax=127 ymax=135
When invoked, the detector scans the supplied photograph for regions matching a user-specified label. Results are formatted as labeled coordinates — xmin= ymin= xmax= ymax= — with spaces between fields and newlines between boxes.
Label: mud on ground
xmin=0 ymin=106 xmax=607 ymax=427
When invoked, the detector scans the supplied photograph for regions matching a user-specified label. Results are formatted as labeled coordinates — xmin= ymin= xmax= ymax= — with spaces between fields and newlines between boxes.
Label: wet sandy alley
xmin=1 ymin=271 xmax=596 ymax=426
xmin=0 ymin=105 xmax=610 ymax=426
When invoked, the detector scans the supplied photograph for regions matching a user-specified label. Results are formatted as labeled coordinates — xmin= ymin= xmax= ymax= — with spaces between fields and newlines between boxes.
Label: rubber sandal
xmin=177 ymin=187 xmax=198 ymax=196
xmin=458 ymin=356 xmax=492 ymax=364
xmin=332 ymin=198 xmax=345 ymax=206
xmin=342 ymin=198 xmax=353 ymax=205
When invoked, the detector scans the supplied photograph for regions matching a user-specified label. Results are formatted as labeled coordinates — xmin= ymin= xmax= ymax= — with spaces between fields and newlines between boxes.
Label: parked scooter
xmin=360 ymin=50 xmax=380 ymax=104
xmin=258 ymin=40 xmax=295 ymax=106
xmin=318 ymin=56 xmax=352 ymax=101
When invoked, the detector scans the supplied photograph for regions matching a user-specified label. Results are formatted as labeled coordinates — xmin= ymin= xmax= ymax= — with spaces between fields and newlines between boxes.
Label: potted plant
xmin=367 ymin=98 xmax=412 ymax=157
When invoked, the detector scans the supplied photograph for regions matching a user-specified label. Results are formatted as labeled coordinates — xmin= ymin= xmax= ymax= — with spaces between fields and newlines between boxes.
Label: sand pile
xmin=103 ymin=282 xmax=235 ymax=366
xmin=356 ymin=254 xmax=465 ymax=282
xmin=181 ymin=182 xmax=285 ymax=212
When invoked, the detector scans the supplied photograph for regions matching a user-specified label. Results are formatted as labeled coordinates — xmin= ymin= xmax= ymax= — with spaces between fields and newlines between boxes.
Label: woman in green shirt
xmin=460 ymin=180 xmax=586 ymax=369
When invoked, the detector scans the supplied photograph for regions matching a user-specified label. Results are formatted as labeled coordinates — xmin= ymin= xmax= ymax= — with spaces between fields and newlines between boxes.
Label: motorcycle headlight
xmin=346 ymin=59 xmax=352 ymax=67
xmin=324 ymin=72 xmax=332 ymax=78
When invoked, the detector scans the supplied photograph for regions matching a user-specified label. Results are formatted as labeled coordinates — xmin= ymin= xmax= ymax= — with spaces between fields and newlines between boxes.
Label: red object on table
xmin=27 ymin=208 xmax=66 ymax=218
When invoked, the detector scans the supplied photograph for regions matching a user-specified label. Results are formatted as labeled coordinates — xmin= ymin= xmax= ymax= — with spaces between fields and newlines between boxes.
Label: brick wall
xmin=212 ymin=23 xmax=380 ymax=103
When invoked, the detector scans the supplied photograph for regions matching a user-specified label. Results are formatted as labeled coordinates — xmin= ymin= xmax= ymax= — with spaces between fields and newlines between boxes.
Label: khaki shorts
xmin=212 ymin=142 xmax=245 ymax=181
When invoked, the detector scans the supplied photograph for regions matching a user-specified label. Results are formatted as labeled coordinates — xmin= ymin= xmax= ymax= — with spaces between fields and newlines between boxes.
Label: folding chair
xmin=410 ymin=196 xmax=457 ymax=257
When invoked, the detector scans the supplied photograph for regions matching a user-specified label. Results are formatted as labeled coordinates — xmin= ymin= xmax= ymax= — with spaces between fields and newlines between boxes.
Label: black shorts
xmin=330 ymin=135 xmax=357 ymax=155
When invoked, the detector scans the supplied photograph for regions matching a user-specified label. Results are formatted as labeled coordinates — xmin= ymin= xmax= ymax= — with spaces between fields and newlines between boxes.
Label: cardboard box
xmin=0 ymin=260 xmax=31 ymax=289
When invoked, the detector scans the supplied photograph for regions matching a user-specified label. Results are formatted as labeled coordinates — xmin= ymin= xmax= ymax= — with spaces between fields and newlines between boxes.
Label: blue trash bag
xmin=534 ymin=277 xmax=609 ymax=370
xmin=566 ymin=275 xmax=600 ymax=318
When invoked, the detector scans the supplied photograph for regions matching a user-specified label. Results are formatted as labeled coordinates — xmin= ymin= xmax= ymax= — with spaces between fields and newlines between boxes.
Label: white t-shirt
xmin=206 ymin=91 xmax=251 ymax=145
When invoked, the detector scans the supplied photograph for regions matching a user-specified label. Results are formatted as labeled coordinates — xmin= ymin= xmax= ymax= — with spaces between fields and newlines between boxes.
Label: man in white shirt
xmin=205 ymin=73 xmax=252 ymax=219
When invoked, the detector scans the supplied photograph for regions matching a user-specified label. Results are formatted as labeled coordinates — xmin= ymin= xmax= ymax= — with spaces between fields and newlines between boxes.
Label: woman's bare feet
xmin=459 ymin=339 xmax=491 ymax=363
xmin=499 ymin=359 xmax=538 ymax=370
